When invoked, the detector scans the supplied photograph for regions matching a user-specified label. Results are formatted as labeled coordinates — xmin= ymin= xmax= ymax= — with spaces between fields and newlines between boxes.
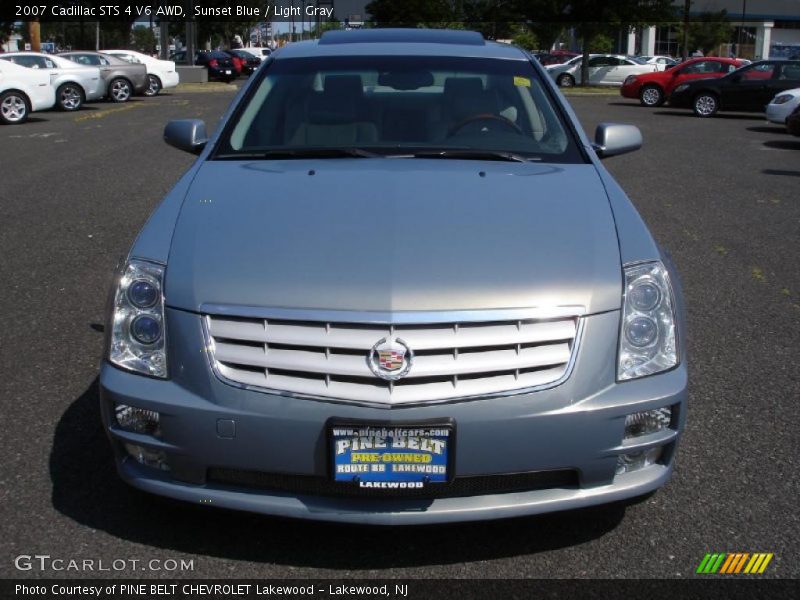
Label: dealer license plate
xmin=330 ymin=424 xmax=451 ymax=489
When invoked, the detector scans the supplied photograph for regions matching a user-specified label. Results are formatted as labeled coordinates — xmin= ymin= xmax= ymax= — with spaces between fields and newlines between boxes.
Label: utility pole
xmin=682 ymin=0 xmax=690 ymax=60
xmin=28 ymin=19 xmax=41 ymax=52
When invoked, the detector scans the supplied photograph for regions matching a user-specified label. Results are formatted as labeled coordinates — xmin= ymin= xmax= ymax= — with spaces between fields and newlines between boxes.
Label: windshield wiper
xmin=215 ymin=147 xmax=382 ymax=160
xmin=409 ymin=149 xmax=539 ymax=163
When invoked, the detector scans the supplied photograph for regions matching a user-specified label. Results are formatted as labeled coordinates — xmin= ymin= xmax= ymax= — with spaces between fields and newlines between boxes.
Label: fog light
xmin=115 ymin=404 xmax=160 ymax=436
xmin=616 ymin=447 xmax=662 ymax=475
xmin=124 ymin=443 xmax=169 ymax=471
xmin=624 ymin=406 xmax=672 ymax=440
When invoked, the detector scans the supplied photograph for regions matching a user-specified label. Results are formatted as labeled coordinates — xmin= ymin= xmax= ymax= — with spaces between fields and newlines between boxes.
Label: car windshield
xmin=215 ymin=55 xmax=583 ymax=163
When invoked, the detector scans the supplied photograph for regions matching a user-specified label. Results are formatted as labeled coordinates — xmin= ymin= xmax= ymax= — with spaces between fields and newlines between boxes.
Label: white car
xmin=101 ymin=49 xmax=179 ymax=96
xmin=237 ymin=47 xmax=272 ymax=61
xmin=0 ymin=52 xmax=104 ymax=111
xmin=639 ymin=55 xmax=678 ymax=71
xmin=547 ymin=54 xmax=657 ymax=87
xmin=0 ymin=60 xmax=56 ymax=124
xmin=766 ymin=87 xmax=800 ymax=125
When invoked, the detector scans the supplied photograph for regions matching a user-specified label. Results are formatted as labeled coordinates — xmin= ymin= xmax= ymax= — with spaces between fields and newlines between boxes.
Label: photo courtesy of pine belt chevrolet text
xmin=100 ymin=29 xmax=687 ymax=525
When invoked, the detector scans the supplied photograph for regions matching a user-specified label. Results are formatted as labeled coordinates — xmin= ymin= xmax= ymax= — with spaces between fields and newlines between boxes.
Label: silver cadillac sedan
xmin=101 ymin=29 xmax=687 ymax=524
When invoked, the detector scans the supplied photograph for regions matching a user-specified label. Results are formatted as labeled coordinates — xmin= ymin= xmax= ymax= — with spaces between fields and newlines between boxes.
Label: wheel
xmin=144 ymin=74 xmax=161 ymax=97
xmin=693 ymin=93 xmax=719 ymax=117
xmin=57 ymin=82 xmax=84 ymax=111
xmin=0 ymin=90 xmax=29 ymax=124
xmin=108 ymin=78 xmax=133 ymax=103
xmin=639 ymin=84 xmax=663 ymax=107
xmin=557 ymin=73 xmax=575 ymax=88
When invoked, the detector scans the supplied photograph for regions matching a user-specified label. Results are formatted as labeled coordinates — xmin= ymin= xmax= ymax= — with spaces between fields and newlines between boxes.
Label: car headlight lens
xmin=618 ymin=261 xmax=678 ymax=381
xmin=109 ymin=259 xmax=167 ymax=378
xmin=771 ymin=94 xmax=792 ymax=105
xmin=673 ymin=83 xmax=689 ymax=93
xmin=624 ymin=75 xmax=637 ymax=85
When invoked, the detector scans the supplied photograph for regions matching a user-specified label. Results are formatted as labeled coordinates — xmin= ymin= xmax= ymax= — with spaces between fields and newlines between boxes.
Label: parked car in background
xmin=547 ymin=54 xmax=657 ymax=87
xmin=0 ymin=59 xmax=56 ymax=124
xmin=639 ymin=55 xmax=678 ymax=70
xmin=669 ymin=59 xmax=800 ymax=117
xmin=102 ymin=29 xmax=687 ymax=525
xmin=0 ymin=51 xmax=104 ymax=111
xmin=765 ymin=87 xmax=800 ymax=124
xmin=225 ymin=49 xmax=260 ymax=76
xmin=786 ymin=105 xmax=800 ymax=135
xmin=101 ymin=49 xmax=179 ymax=96
xmin=533 ymin=51 xmax=579 ymax=66
xmin=238 ymin=47 xmax=272 ymax=61
xmin=621 ymin=57 xmax=744 ymax=107
xmin=59 ymin=51 xmax=148 ymax=102
xmin=171 ymin=50 xmax=237 ymax=83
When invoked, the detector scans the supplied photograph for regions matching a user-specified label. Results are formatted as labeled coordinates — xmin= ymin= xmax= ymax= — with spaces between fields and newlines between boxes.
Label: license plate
xmin=330 ymin=423 xmax=452 ymax=488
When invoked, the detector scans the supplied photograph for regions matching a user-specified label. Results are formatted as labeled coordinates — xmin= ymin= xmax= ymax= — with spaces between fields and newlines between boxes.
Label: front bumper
xmin=100 ymin=309 xmax=687 ymax=524
xmin=620 ymin=82 xmax=641 ymax=99
xmin=765 ymin=103 xmax=794 ymax=124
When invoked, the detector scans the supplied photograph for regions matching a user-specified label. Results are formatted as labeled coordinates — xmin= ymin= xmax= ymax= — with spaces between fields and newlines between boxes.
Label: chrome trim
xmin=199 ymin=304 xmax=586 ymax=324
xmin=200 ymin=310 xmax=586 ymax=409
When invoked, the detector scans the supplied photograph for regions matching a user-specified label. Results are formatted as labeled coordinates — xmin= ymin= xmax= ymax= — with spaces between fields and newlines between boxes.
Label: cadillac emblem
xmin=368 ymin=336 xmax=413 ymax=380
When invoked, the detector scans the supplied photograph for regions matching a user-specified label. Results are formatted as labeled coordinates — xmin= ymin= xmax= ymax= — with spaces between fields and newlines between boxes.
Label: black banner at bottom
xmin=2 ymin=579 xmax=799 ymax=600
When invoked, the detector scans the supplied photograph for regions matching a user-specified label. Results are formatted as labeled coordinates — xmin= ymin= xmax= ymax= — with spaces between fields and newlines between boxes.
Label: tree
xmin=511 ymin=24 xmax=538 ymax=50
xmin=677 ymin=10 xmax=732 ymax=57
xmin=366 ymin=0 xmax=457 ymax=28
xmin=131 ymin=26 xmax=157 ymax=53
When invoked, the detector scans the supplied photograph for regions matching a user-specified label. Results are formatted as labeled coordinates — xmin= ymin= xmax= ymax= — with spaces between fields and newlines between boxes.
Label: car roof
xmin=274 ymin=29 xmax=526 ymax=60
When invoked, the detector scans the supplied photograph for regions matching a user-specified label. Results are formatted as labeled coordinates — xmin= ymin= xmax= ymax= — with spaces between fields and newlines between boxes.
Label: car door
xmin=616 ymin=58 xmax=646 ymax=83
xmin=587 ymin=56 xmax=615 ymax=85
xmin=768 ymin=62 xmax=800 ymax=99
xmin=722 ymin=62 xmax=776 ymax=110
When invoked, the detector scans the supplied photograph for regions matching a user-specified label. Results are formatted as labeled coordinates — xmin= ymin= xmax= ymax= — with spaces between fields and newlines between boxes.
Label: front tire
xmin=557 ymin=73 xmax=575 ymax=88
xmin=639 ymin=84 xmax=663 ymax=107
xmin=108 ymin=78 xmax=133 ymax=103
xmin=0 ymin=90 xmax=29 ymax=124
xmin=693 ymin=93 xmax=719 ymax=117
xmin=144 ymin=74 xmax=161 ymax=97
xmin=57 ymin=82 xmax=84 ymax=111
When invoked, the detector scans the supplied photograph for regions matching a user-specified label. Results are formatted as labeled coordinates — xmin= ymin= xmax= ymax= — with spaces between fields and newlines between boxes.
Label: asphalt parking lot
xmin=1 ymin=87 xmax=798 ymax=580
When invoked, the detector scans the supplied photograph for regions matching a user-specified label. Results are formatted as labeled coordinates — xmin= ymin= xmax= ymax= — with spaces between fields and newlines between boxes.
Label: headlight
xmin=618 ymin=261 xmax=678 ymax=381
xmin=624 ymin=75 xmax=637 ymax=85
xmin=673 ymin=84 xmax=689 ymax=93
xmin=771 ymin=94 xmax=792 ymax=105
xmin=109 ymin=259 xmax=168 ymax=378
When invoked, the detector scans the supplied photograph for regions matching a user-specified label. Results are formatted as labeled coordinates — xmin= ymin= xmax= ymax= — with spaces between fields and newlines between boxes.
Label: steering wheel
xmin=448 ymin=113 xmax=524 ymax=137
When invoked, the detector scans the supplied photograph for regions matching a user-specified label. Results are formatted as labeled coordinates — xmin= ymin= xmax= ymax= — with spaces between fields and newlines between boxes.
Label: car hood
xmin=165 ymin=160 xmax=622 ymax=315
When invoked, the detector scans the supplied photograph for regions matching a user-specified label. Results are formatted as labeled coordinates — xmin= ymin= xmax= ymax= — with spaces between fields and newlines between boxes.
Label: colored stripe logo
xmin=696 ymin=553 xmax=774 ymax=574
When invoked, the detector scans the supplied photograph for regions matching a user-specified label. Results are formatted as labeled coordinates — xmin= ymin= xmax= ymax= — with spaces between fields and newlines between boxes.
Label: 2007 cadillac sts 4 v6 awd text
xmin=100 ymin=29 xmax=687 ymax=524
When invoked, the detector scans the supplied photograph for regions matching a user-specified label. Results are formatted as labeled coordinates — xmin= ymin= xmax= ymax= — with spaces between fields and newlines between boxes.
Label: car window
xmin=216 ymin=55 xmax=583 ymax=163
xmin=777 ymin=63 xmax=800 ymax=81
xmin=589 ymin=56 xmax=615 ymax=67
xmin=44 ymin=58 xmax=56 ymax=68
xmin=116 ymin=53 xmax=140 ymax=64
xmin=67 ymin=54 xmax=97 ymax=66
xmin=740 ymin=63 xmax=775 ymax=80
xmin=682 ymin=60 xmax=722 ymax=74
xmin=4 ymin=55 xmax=41 ymax=68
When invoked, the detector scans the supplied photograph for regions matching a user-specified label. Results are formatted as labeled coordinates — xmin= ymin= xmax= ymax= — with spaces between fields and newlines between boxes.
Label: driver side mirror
xmin=164 ymin=119 xmax=208 ymax=155
xmin=592 ymin=123 xmax=642 ymax=158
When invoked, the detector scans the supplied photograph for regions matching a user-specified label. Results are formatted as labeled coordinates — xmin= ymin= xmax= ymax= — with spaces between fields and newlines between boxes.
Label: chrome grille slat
xmin=205 ymin=311 xmax=581 ymax=405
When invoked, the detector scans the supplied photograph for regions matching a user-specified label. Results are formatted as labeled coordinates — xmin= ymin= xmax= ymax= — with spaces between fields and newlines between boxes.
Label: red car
xmin=621 ymin=57 xmax=745 ymax=107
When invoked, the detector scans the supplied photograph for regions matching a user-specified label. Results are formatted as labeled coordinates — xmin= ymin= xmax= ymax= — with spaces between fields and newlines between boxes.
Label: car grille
xmin=203 ymin=310 xmax=582 ymax=405
xmin=207 ymin=468 xmax=579 ymax=499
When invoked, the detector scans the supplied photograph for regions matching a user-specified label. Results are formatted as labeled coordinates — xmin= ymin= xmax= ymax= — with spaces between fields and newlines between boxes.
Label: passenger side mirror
xmin=164 ymin=119 xmax=208 ymax=155
xmin=592 ymin=123 xmax=642 ymax=158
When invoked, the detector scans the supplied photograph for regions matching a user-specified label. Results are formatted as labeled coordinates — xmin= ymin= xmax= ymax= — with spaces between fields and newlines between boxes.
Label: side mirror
xmin=164 ymin=119 xmax=208 ymax=154
xmin=592 ymin=123 xmax=642 ymax=158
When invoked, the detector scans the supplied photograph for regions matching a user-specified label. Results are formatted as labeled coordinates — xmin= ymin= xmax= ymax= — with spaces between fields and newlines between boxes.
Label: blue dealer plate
xmin=331 ymin=425 xmax=451 ymax=487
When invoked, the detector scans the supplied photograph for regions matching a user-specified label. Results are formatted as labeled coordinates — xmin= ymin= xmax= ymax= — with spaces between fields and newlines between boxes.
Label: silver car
xmin=59 ymin=51 xmax=148 ymax=102
xmin=101 ymin=29 xmax=687 ymax=524
xmin=0 ymin=52 xmax=104 ymax=111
